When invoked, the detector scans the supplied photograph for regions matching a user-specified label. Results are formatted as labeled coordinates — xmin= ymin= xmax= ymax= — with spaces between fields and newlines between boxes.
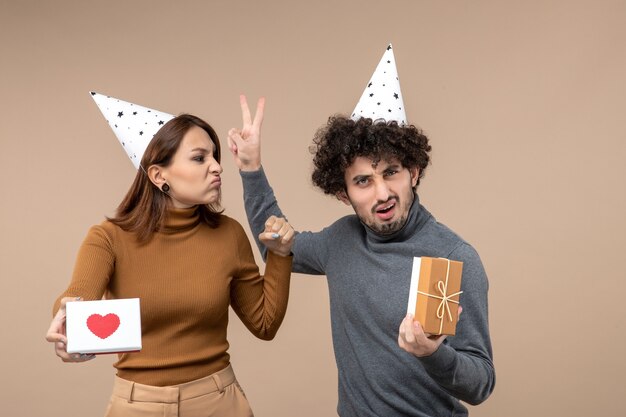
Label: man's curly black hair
xmin=310 ymin=116 xmax=432 ymax=196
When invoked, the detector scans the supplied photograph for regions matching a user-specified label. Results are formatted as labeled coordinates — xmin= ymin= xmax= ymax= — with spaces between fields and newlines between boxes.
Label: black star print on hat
xmin=89 ymin=91 xmax=175 ymax=169
xmin=351 ymin=44 xmax=407 ymax=124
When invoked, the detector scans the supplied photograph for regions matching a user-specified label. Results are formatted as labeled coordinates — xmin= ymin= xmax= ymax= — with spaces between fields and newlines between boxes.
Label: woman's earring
xmin=162 ymin=183 xmax=170 ymax=192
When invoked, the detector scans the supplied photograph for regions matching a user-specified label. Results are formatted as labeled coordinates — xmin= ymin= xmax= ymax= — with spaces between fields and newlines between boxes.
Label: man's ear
xmin=147 ymin=165 xmax=166 ymax=189
xmin=336 ymin=190 xmax=351 ymax=206
xmin=410 ymin=167 xmax=420 ymax=188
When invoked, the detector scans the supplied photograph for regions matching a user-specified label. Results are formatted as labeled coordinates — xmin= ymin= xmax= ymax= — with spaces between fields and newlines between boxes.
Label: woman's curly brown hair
xmin=310 ymin=116 xmax=432 ymax=196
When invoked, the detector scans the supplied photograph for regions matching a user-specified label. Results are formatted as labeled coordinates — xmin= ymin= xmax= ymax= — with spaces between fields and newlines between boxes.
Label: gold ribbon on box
xmin=416 ymin=258 xmax=463 ymax=335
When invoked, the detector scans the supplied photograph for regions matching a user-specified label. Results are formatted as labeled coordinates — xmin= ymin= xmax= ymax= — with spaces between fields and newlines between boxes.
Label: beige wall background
xmin=1 ymin=0 xmax=625 ymax=416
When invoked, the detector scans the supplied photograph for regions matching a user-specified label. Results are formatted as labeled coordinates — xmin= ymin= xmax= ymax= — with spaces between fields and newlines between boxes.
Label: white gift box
xmin=66 ymin=298 xmax=142 ymax=354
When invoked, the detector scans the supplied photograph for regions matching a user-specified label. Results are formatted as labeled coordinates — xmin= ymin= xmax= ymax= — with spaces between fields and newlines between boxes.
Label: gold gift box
xmin=409 ymin=257 xmax=463 ymax=336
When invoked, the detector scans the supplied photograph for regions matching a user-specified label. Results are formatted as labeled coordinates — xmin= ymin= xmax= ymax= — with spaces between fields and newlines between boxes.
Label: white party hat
xmin=351 ymin=44 xmax=407 ymax=125
xmin=90 ymin=92 xmax=175 ymax=169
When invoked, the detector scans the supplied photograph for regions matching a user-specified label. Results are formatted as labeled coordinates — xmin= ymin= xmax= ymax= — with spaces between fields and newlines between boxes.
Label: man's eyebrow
xmin=384 ymin=163 xmax=401 ymax=170
xmin=351 ymin=174 xmax=371 ymax=182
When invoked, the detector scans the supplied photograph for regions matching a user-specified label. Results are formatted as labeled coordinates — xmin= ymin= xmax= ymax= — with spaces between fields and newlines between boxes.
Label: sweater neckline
xmin=162 ymin=206 xmax=201 ymax=233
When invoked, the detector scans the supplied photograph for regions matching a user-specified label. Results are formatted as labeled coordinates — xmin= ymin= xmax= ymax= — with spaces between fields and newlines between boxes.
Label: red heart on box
xmin=87 ymin=313 xmax=120 ymax=339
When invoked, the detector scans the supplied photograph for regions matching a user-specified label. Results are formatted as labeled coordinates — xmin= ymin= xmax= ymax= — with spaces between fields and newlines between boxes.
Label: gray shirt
xmin=241 ymin=168 xmax=495 ymax=417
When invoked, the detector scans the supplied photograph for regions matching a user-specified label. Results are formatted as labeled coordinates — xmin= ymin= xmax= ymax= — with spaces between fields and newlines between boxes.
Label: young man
xmin=228 ymin=46 xmax=495 ymax=416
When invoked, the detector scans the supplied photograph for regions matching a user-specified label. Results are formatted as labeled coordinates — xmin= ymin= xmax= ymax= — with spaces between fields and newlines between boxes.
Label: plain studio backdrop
xmin=1 ymin=1 xmax=625 ymax=416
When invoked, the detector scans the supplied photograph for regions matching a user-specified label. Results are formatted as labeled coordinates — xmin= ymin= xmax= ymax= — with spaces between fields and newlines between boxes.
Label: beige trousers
xmin=104 ymin=364 xmax=253 ymax=417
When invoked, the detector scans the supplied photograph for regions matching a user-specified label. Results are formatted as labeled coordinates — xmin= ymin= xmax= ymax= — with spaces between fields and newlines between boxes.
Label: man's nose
xmin=374 ymin=179 xmax=391 ymax=202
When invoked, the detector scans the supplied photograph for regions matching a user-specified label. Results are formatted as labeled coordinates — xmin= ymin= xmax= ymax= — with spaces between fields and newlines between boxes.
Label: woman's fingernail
xmin=271 ymin=233 xmax=280 ymax=239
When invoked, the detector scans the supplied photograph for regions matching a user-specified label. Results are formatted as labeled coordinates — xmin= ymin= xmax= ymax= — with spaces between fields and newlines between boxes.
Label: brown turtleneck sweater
xmin=53 ymin=207 xmax=292 ymax=386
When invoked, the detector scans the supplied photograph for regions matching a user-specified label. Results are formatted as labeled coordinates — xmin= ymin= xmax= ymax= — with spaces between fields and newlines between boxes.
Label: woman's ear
xmin=147 ymin=165 xmax=166 ymax=189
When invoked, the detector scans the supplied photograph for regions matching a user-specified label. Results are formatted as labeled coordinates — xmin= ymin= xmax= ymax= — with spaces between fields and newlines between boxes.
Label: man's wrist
xmin=240 ymin=162 xmax=262 ymax=172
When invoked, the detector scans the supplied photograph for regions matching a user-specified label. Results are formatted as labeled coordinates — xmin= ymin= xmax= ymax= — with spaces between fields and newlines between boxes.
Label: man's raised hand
xmin=228 ymin=94 xmax=264 ymax=171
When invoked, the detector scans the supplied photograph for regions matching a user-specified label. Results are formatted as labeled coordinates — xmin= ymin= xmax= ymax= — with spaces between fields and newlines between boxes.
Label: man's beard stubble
xmin=358 ymin=192 xmax=415 ymax=236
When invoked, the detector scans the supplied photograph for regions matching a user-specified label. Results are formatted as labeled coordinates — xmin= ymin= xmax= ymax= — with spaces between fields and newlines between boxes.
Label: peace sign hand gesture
xmin=228 ymin=94 xmax=265 ymax=171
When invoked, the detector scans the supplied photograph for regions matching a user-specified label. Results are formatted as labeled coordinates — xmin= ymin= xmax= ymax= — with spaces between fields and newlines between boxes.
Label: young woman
xmin=46 ymin=111 xmax=294 ymax=417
